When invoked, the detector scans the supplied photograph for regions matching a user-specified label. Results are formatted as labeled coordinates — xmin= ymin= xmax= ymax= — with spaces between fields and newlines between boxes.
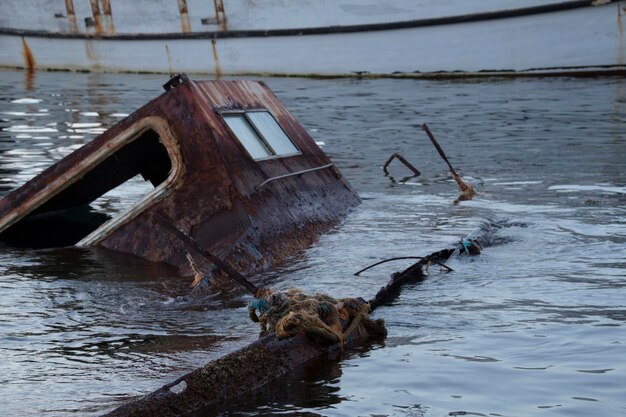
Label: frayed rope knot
xmin=248 ymin=288 xmax=388 ymax=344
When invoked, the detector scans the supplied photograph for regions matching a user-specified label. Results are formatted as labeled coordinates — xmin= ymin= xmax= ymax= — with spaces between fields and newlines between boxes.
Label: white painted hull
xmin=1 ymin=0 xmax=624 ymax=76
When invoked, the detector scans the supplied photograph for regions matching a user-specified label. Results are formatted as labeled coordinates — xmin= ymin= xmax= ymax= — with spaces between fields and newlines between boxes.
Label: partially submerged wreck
xmin=102 ymin=223 xmax=497 ymax=417
xmin=0 ymin=74 xmax=508 ymax=416
xmin=0 ymin=74 xmax=360 ymax=274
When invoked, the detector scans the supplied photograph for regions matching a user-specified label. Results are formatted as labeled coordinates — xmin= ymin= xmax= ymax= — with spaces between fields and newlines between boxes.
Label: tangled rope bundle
xmin=248 ymin=288 xmax=386 ymax=345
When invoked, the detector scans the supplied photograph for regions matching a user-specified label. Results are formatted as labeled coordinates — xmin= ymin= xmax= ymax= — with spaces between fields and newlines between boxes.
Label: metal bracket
xmin=255 ymin=163 xmax=335 ymax=191
xmin=163 ymin=73 xmax=190 ymax=91
xmin=383 ymin=152 xmax=421 ymax=177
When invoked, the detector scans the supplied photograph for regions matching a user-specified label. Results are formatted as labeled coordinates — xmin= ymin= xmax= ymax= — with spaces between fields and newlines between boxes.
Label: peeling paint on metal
xmin=20 ymin=36 xmax=36 ymax=73
xmin=211 ymin=39 xmax=222 ymax=78
xmin=178 ymin=0 xmax=192 ymax=33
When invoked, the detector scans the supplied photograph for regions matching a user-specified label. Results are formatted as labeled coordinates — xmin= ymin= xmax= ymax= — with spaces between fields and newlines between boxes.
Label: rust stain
xmin=64 ymin=0 xmax=78 ymax=32
xmin=85 ymin=39 xmax=96 ymax=61
xmin=64 ymin=0 xmax=75 ymax=15
xmin=24 ymin=68 xmax=35 ymax=92
xmin=178 ymin=0 xmax=192 ymax=33
xmin=618 ymin=3 xmax=624 ymax=35
xmin=165 ymin=45 xmax=173 ymax=75
xmin=68 ymin=15 xmax=78 ymax=33
xmin=619 ymin=3 xmax=625 ymax=65
xmin=214 ymin=0 xmax=228 ymax=31
xmin=20 ymin=37 xmax=36 ymax=73
xmin=101 ymin=0 xmax=115 ymax=34
xmin=211 ymin=39 xmax=222 ymax=78
xmin=101 ymin=0 xmax=112 ymax=15
xmin=90 ymin=0 xmax=104 ymax=35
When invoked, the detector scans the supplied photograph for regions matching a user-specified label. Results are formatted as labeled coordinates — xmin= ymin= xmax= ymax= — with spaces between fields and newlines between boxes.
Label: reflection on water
xmin=0 ymin=69 xmax=625 ymax=416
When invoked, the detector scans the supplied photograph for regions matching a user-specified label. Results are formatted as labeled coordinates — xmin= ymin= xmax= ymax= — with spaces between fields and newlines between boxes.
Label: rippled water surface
xmin=0 ymin=69 xmax=625 ymax=416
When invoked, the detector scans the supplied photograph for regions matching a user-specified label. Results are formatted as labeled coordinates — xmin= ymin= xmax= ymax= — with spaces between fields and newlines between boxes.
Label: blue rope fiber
xmin=248 ymin=298 xmax=270 ymax=313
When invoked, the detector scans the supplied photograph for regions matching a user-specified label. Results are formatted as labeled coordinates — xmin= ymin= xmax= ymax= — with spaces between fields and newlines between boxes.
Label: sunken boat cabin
xmin=0 ymin=75 xmax=360 ymax=275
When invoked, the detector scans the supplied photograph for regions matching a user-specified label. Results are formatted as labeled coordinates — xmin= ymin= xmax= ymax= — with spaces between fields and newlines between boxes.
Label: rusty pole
xmin=421 ymin=123 xmax=476 ymax=202
xmin=152 ymin=212 xmax=259 ymax=295
xmin=421 ymin=123 xmax=459 ymax=175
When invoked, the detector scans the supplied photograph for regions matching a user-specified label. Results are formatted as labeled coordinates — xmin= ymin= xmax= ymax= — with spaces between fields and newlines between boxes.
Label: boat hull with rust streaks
xmin=0 ymin=0 xmax=624 ymax=77
xmin=0 ymin=76 xmax=361 ymax=275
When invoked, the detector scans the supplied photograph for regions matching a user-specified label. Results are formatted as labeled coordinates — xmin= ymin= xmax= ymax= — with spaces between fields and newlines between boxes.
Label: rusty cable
xmin=367 ymin=221 xmax=502 ymax=311
xmin=354 ymin=256 xmax=453 ymax=276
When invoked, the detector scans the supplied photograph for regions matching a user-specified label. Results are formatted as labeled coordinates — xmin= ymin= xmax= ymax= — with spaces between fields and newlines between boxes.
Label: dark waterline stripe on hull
xmin=0 ymin=0 xmax=616 ymax=41
xmin=1 ymin=64 xmax=625 ymax=79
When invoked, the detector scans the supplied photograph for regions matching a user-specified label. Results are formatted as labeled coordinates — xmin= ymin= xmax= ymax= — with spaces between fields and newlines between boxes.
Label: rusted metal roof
xmin=0 ymin=74 xmax=360 ymax=277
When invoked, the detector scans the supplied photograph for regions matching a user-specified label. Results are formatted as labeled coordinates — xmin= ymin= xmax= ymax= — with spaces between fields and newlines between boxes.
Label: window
xmin=222 ymin=114 xmax=272 ymax=159
xmin=222 ymin=111 xmax=299 ymax=160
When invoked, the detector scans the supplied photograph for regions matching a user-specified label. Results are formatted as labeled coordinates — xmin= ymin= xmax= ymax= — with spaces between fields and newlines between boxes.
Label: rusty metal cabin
xmin=0 ymin=75 xmax=360 ymax=275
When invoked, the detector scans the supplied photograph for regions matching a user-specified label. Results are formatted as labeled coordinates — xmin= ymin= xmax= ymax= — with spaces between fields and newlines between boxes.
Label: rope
xmin=248 ymin=288 xmax=386 ymax=345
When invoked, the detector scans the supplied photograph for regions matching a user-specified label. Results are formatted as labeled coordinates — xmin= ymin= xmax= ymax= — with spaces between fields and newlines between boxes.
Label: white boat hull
xmin=1 ymin=0 xmax=624 ymax=77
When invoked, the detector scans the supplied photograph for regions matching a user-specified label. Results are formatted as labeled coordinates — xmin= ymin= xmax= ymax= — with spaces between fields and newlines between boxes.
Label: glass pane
xmin=223 ymin=114 xmax=271 ymax=159
xmin=247 ymin=112 xmax=299 ymax=156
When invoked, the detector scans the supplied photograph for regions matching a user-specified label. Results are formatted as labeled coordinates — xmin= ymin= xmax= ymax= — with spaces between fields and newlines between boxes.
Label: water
xmin=1 ymin=69 xmax=625 ymax=416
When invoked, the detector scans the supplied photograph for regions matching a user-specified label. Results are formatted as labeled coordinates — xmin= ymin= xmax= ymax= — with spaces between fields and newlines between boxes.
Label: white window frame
xmin=220 ymin=110 xmax=300 ymax=161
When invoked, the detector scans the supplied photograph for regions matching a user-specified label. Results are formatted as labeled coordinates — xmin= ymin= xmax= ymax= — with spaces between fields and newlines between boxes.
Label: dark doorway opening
xmin=0 ymin=129 xmax=172 ymax=248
